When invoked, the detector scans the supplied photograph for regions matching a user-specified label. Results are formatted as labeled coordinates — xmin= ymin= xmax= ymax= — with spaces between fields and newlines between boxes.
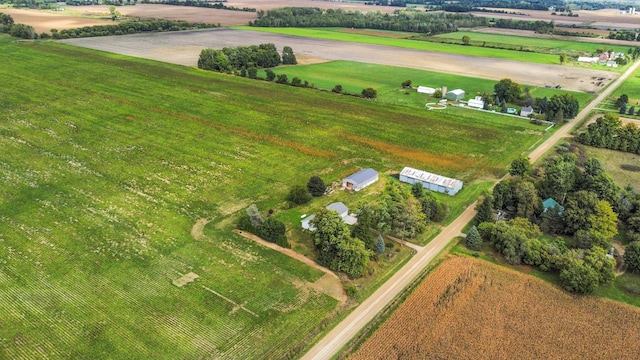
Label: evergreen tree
xmin=375 ymin=234 xmax=386 ymax=254
xmin=474 ymin=194 xmax=495 ymax=225
xmin=307 ymin=176 xmax=326 ymax=196
xmin=624 ymin=241 xmax=640 ymax=273
xmin=465 ymin=226 xmax=482 ymax=251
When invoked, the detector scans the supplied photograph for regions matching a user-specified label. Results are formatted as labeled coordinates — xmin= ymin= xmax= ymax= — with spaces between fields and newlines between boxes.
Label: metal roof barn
xmin=399 ymin=167 xmax=463 ymax=196
xmin=342 ymin=168 xmax=378 ymax=192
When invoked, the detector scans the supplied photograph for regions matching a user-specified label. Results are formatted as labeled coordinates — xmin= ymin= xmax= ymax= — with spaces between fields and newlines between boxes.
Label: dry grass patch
xmin=351 ymin=256 xmax=640 ymax=360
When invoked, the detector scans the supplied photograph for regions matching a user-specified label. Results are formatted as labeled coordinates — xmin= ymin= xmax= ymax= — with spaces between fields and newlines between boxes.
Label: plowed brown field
xmin=350 ymin=256 xmax=640 ymax=360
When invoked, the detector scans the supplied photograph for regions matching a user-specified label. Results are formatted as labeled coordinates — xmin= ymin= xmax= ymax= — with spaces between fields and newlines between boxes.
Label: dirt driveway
xmin=60 ymin=28 xmax=616 ymax=92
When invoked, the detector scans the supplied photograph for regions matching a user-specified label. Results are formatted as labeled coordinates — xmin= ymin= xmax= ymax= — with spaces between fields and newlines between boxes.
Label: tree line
xmin=251 ymin=7 xmax=489 ymax=35
xmin=140 ymin=0 xmax=256 ymax=12
xmin=577 ymin=113 xmax=640 ymax=155
xmin=0 ymin=13 xmax=216 ymax=39
xmin=470 ymin=148 xmax=636 ymax=294
xmin=493 ymin=18 xmax=555 ymax=34
xmin=198 ymin=43 xmax=293 ymax=73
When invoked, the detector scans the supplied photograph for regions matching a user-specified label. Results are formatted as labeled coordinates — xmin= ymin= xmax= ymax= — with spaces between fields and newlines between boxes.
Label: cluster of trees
xmin=577 ymin=113 xmax=640 ymax=154
xmin=611 ymin=93 xmax=640 ymax=116
xmin=198 ymin=44 xmax=294 ymax=74
xmin=470 ymin=152 xmax=628 ymax=294
xmin=608 ymin=30 xmax=640 ymax=42
xmin=490 ymin=79 xmax=579 ymax=121
xmin=140 ymin=0 xmax=256 ymax=12
xmin=237 ymin=205 xmax=289 ymax=247
xmin=311 ymin=209 xmax=372 ymax=278
xmin=0 ymin=13 xmax=36 ymax=39
xmin=494 ymin=19 xmax=555 ymax=34
xmin=251 ymin=7 xmax=489 ymax=35
xmin=286 ymin=175 xmax=326 ymax=207
xmin=309 ymin=181 xmax=447 ymax=278
xmin=48 ymin=19 xmax=216 ymax=39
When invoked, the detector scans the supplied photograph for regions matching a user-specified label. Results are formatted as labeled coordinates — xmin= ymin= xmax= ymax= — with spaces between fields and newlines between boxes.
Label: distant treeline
xmin=493 ymin=18 xmax=555 ymax=34
xmin=251 ymin=8 xmax=488 ymax=35
xmin=0 ymin=13 xmax=216 ymax=39
xmin=609 ymin=30 xmax=640 ymax=42
xmin=577 ymin=114 xmax=640 ymax=155
xmin=140 ymin=0 xmax=256 ymax=12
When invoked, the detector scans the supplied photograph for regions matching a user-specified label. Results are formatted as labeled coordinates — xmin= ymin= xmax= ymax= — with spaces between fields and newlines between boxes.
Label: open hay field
xmin=472 ymin=27 xmax=640 ymax=47
xmin=0 ymin=37 xmax=545 ymax=357
xmin=350 ymin=256 xmax=640 ymax=360
xmin=61 ymin=28 xmax=617 ymax=93
xmin=581 ymin=144 xmax=640 ymax=189
xmin=266 ymin=60 xmax=594 ymax=107
xmin=614 ymin=64 xmax=640 ymax=103
xmin=0 ymin=7 xmax=113 ymax=33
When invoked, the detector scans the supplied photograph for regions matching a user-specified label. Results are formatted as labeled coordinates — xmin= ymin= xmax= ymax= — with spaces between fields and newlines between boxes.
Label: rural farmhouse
xmin=399 ymin=167 xmax=463 ymax=196
xmin=342 ymin=168 xmax=379 ymax=191
xmin=301 ymin=202 xmax=358 ymax=230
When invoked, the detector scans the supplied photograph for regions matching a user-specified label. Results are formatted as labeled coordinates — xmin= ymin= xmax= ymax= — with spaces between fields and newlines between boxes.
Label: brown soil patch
xmin=61 ymin=28 xmax=617 ymax=93
xmin=295 ymin=54 xmax=331 ymax=65
xmin=351 ymin=256 xmax=640 ymax=359
xmin=1 ymin=8 xmax=112 ymax=33
xmin=172 ymin=272 xmax=199 ymax=287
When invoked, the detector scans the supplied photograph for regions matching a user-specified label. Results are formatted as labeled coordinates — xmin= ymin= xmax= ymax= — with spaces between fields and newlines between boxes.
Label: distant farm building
xmin=399 ymin=167 xmax=463 ymax=196
xmin=446 ymin=89 xmax=465 ymax=101
xmin=342 ymin=168 xmax=378 ymax=192
xmin=301 ymin=202 xmax=358 ymax=230
xmin=520 ymin=106 xmax=534 ymax=117
xmin=417 ymin=86 xmax=436 ymax=95
xmin=578 ymin=56 xmax=598 ymax=63
xmin=467 ymin=96 xmax=485 ymax=109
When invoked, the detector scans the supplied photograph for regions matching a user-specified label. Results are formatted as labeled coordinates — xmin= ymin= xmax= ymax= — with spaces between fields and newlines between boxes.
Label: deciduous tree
xmin=624 ymin=241 xmax=640 ymax=273
xmin=494 ymin=78 xmax=522 ymax=103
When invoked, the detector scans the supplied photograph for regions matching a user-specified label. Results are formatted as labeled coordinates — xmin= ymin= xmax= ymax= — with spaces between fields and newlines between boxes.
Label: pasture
xmin=614 ymin=65 xmax=640 ymax=103
xmin=349 ymin=256 xmax=640 ymax=359
xmin=235 ymin=26 xmax=561 ymax=65
xmin=0 ymin=38 xmax=545 ymax=357
xmin=268 ymin=60 xmax=594 ymax=107
xmin=433 ymin=31 xmax=630 ymax=55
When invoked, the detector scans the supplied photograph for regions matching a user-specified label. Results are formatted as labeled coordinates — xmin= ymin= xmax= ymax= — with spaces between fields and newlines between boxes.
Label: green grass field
xmin=434 ymin=31 xmax=630 ymax=55
xmin=0 ymin=36 xmax=548 ymax=357
xmin=268 ymin=60 xmax=594 ymax=109
xmin=614 ymin=64 xmax=640 ymax=102
xmin=236 ymin=26 xmax=608 ymax=66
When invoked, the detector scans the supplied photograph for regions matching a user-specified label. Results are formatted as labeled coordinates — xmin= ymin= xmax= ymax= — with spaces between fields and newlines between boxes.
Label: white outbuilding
xmin=417 ymin=86 xmax=436 ymax=95
xmin=467 ymin=96 xmax=485 ymax=109
xmin=445 ymin=89 xmax=465 ymax=101
xmin=399 ymin=167 xmax=463 ymax=196
xmin=342 ymin=168 xmax=378 ymax=192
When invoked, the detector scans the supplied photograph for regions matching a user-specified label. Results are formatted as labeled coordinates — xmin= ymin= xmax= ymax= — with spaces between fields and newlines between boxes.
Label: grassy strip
xmin=434 ymin=31 xmax=631 ymax=54
xmin=235 ymin=26 xmax=571 ymax=65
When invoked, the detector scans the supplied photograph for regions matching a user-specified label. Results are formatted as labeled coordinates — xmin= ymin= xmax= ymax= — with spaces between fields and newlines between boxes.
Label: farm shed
xmin=520 ymin=106 xmax=534 ymax=117
xmin=301 ymin=214 xmax=316 ymax=231
xmin=342 ymin=168 xmax=378 ymax=191
xmin=578 ymin=56 xmax=598 ymax=63
xmin=399 ymin=167 xmax=463 ymax=196
xmin=445 ymin=89 xmax=465 ymax=101
xmin=417 ymin=86 xmax=436 ymax=94
xmin=467 ymin=96 xmax=484 ymax=109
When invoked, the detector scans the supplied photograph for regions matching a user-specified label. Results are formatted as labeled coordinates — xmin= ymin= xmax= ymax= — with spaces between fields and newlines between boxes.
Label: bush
xmin=361 ymin=87 xmax=377 ymax=99
xmin=286 ymin=185 xmax=311 ymax=205
xmin=307 ymin=176 xmax=325 ymax=197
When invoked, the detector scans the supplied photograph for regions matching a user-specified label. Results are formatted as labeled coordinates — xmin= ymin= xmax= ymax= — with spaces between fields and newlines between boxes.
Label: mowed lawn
xmin=434 ymin=31 xmax=630 ymax=54
xmin=0 ymin=38 xmax=544 ymax=358
xmin=234 ymin=26 xmax=561 ymax=65
xmin=614 ymin=64 xmax=640 ymax=102
xmin=269 ymin=60 xmax=594 ymax=108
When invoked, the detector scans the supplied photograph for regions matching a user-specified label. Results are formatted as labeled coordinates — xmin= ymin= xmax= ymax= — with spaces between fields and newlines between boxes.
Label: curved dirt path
xmin=191 ymin=218 xmax=345 ymax=303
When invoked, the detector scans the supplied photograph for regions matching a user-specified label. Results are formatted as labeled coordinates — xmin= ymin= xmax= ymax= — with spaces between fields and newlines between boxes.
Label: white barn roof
xmin=447 ymin=89 xmax=465 ymax=95
xmin=417 ymin=86 xmax=436 ymax=94
xmin=400 ymin=167 xmax=462 ymax=191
